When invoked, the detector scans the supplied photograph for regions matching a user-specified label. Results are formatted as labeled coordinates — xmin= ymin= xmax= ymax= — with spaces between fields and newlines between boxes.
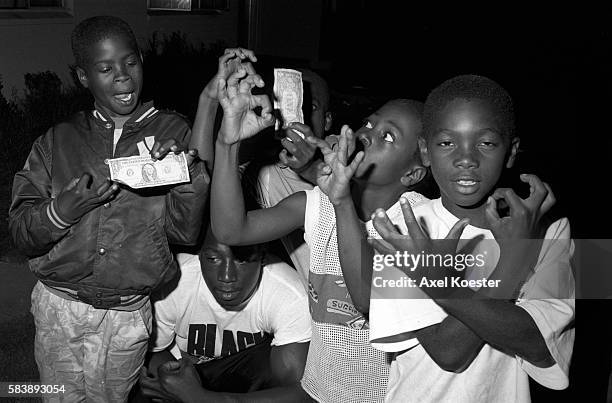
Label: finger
xmin=338 ymin=126 xmax=350 ymax=166
xmin=76 ymin=173 xmax=92 ymax=193
xmin=96 ymin=182 xmax=119 ymax=203
xmin=280 ymin=137 xmax=298 ymax=155
xmin=218 ymin=51 xmax=237 ymax=68
xmin=318 ymin=163 xmax=332 ymax=176
xmin=149 ymin=140 xmax=162 ymax=160
xmin=501 ymin=189 xmax=526 ymax=219
xmin=159 ymin=360 xmax=181 ymax=374
xmin=185 ymin=149 xmax=198 ymax=166
xmin=306 ymin=136 xmax=334 ymax=157
xmin=446 ymin=218 xmax=470 ymax=240
xmin=239 ymin=74 xmax=259 ymax=94
xmin=217 ymin=78 xmax=229 ymax=106
xmin=325 ymin=134 xmax=339 ymax=150
xmin=279 ymin=149 xmax=294 ymax=166
xmin=227 ymin=69 xmax=247 ymax=97
xmin=239 ymin=48 xmax=257 ymax=62
xmin=346 ymin=151 xmax=364 ymax=176
xmin=64 ymin=177 xmax=80 ymax=191
xmin=95 ymin=179 xmax=111 ymax=196
xmin=540 ymin=182 xmax=556 ymax=214
xmin=520 ymin=173 xmax=548 ymax=211
xmin=287 ymin=122 xmax=314 ymax=138
xmin=484 ymin=196 xmax=501 ymax=226
xmin=367 ymin=238 xmax=396 ymax=255
xmin=399 ymin=197 xmax=425 ymax=240
xmin=249 ymin=94 xmax=275 ymax=126
xmin=153 ymin=139 xmax=176 ymax=159
xmin=372 ymin=208 xmax=401 ymax=241
xmin=285 ymin=128 xmax=308 ymax=145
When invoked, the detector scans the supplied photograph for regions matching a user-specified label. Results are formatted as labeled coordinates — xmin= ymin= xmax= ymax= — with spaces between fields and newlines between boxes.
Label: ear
xmin=418 ymin=137 xmax=431 ymax=167
xmin=76 ymin=66 xmax=89 ymax=89
xmin=505 ymin=137 xmax=520 ymax=168
xmin=324 ymin=111 xmax=333 ymax=132
xmin=400 ymin=164 xmax=427 ymax=188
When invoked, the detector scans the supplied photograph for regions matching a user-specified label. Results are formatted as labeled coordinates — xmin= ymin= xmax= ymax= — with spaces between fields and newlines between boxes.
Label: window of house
xmin=0 ymin=0 xmax=64 ymax=9
xmin=147 ymin=0 xmax=229 ymax=13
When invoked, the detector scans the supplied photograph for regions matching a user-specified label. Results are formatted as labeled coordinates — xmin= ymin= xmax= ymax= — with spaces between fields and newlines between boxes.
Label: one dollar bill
xmin=107 ymin=153 xmax=190 ymax=189
xmin=273 ymin=68 xmax=304 ymax=134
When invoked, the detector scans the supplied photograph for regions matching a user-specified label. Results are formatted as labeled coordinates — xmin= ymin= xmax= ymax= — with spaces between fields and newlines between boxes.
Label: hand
xmin=369 ymin=197 xmax=469 ymax=285
xmin=217 ymin=69 xmax=275 ymax=145
xmin=307 ymin=125 xmax=364 ymax=205
xmin=279 ymin=122 xmax=318 ymax=172
xmin=201 ymin=47 xmax=262 ymax=102
xmin=485 ymin=174 xmax=555 ymax=241
xmin=157 ymin=359 xmax=206 ymax=403
xmin=55 ymin=173 xmax=119 ymax=223
xmin=139 ymin=366 xmax=177 ymax=402
xmin=325 ymin=133 xmax=356 ymax=156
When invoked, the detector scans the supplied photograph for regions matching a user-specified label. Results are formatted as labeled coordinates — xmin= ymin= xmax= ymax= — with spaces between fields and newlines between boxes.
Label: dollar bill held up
xmin=273 ymin=68 xmax=305 ymax=139
xmin=107 ymin=153 xmax=190 ymax=189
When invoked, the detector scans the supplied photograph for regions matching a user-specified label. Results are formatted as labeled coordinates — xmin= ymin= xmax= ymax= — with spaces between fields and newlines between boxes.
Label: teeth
xmin=115 ymin=93 xmax=132 ymax=102
xmin=457 ymin=180 xmax=476 ymax=186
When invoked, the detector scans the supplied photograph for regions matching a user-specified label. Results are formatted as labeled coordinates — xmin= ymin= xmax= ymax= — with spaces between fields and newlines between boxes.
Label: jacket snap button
xmin=104 ymin=123 xmax=112 ymax=129
xmin=96 ymin=292 xmax=102 ymax=297
xmin=104 ymin=203 xmax=110 ymax=208
xmin=98 ymin=248 xmax=106 ymax=255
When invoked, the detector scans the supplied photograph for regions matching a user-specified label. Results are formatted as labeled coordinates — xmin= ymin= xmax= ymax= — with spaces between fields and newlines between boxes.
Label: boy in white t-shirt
xmin=368 ymin=75 xmax=574 ymax=402
xmin=138 ymin=227 xmax=311 ymax=402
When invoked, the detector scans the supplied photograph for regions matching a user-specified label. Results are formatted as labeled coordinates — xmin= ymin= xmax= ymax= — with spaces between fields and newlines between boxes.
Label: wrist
xmin=199 ymin=91 xmax=219 ymax=105
xmin=331 ymin=195 xmax=354 ymax=208
xmin=48 ymin=199 xmax=79 ymax=229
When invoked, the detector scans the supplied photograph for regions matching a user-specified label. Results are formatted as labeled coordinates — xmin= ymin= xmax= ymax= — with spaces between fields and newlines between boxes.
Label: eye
xmin=364 ymin=120 xmax=373 ymax=129
xmin=478 ymin=141 xmax=497 ymax=149
xmin=312 ymin=104 xmax=319 ymax=111
xmin=383 ymin=132 xmax=394 ymax=143
xmin=99 ymin=66 xmax=111 ymax=73
xmin=437 ymin=141 xmax=453 ymax=148
xmin=205 ymin=255 xmax=222 ymax=264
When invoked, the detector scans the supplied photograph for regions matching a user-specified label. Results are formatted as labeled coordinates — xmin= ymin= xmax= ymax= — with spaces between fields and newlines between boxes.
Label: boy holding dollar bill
xmin=9 ymin=16 xmax=208 ymax=402
xmin=210 ymin=65 xmax=428 ymax=401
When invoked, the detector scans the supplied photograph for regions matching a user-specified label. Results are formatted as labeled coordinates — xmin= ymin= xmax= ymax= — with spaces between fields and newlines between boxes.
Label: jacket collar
xmin=91 ymin=101 xmax=159 ymax=127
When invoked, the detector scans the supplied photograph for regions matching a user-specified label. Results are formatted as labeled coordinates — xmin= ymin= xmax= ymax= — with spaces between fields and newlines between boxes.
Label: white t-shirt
xmin=152 ymin=253 xmax=312 ymax=362
xmin=369 ymin=198 xmax=575 ymax=403
xmin=257 ymin=163 xmax=314 ymax=284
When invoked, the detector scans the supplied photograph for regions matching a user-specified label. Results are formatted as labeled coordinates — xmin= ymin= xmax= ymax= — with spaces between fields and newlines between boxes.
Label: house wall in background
xmin=0 ymin=0 xmax=240 ymax=97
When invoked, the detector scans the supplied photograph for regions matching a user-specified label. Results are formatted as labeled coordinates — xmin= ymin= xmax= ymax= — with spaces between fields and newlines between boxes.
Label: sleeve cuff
xmin=46 ymin=199 xmax=77 ymax=230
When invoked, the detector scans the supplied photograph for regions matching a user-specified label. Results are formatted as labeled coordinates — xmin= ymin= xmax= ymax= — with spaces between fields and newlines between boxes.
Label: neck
xmin=351 ymin=180 xmax=406 ymax=221
xmin=440 ymin=196 xmax=490 ymax=229
xmin=111 ymin=115 xmax=130 ymax=130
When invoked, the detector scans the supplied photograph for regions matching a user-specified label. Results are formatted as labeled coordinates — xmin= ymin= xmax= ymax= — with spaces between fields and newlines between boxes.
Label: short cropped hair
xmin=423 ymin=75 xmax=515 ymax=138
xmin=71 ymin=16 xmax=139 ymax=68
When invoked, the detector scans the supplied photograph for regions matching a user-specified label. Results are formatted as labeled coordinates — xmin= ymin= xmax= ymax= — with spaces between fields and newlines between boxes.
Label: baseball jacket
xmin=9 ymin=102 xmax=208 ymax=307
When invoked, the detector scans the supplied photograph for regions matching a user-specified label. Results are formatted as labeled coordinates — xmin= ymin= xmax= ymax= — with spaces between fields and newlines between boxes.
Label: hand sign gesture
xmin=202 ymin=47 xmax=263 ymax=101
xmin=369 ymin=197 xmax=469 ymax=295
xmin=217 ymin=69 xmax=275 ymax=145
xmin=306 ymin=125 xmax=364 ymax=205
xmin=485 ymin=174 xmax=555 ymax=242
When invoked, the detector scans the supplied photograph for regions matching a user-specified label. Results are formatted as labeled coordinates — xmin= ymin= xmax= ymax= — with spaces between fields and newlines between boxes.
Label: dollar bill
xmin=273 ymin=68 xmax=304 ymax=135
xmin=107 ymin=152 xmax=190 ymax=189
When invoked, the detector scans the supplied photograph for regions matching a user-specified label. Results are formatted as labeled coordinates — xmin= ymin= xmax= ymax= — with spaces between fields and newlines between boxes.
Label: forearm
xmin=334 ymin=200 xmax=373 ymax=315
xmin=436 ymin=295 xmax=554 ymax=367
xmin=190 ymin=94 xmax=219 ymax=168
xmin=211 ymin=140 xmax=248 ymax=244
xmin=416 ymin=314 xmax=484 ymax=373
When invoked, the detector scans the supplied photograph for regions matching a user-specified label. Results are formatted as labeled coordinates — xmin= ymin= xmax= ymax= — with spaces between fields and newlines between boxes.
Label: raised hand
xmin=307 ymin=125 xmax=364 ymax=205
xmin=485 ymin=174 xmax=555 ymax=241
xmin=55 ymin=173 xmax=119 ymax=224
xmin=217 ymin=69 xmax=275 ymax=145
xmin=279 ymin=122 xmax=318 ymax=173
xmin=201 ymin=47 xmax=263 ymax=101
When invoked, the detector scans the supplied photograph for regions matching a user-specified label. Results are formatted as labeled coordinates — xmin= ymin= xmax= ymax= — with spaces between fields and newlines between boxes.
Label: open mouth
xmin=456 ymin=179 xmax=477 ymax=186
xmin=114 ymin=92 xmax=134 ymax=105
xmin=216 ymin=289 xmax=240 ymax=300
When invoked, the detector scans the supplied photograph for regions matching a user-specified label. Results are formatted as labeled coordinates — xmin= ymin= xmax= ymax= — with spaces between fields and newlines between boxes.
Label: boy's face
xmin=199 ymin=231 xmax=262 ymax=311
xmin=77 ymin=35 xmax=143 ymax=118
xmin=353 ymin=102 xmax=420 ymax=186
xmin=304 ymin=80 xmax=331 ymax=139
xmin=423 ymin=98 xmax=519 ymax=211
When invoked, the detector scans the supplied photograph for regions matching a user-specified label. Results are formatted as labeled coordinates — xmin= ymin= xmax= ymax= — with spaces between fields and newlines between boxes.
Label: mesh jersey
xmin=301 ymin=187 xmax=427 ymax=403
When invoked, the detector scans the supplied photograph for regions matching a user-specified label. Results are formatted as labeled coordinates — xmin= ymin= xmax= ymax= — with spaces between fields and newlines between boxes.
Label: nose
xmin=357 ymin=131 xmax=371 ymax=148
xmin=114 ymin=64 xmax=130 ymax=83
xmin=218 ymin=260 xmax=237 ymax=283
xmin=453 ymin=145 xmax=479 ymax=169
